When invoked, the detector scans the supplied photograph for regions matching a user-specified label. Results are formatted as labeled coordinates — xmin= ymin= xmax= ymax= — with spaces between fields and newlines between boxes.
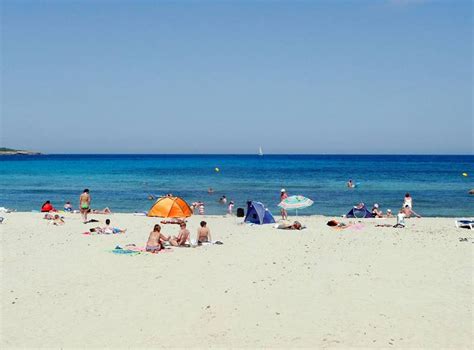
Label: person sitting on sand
xmin=371 ymin=203 xmax=383 ymax=218
xmin=64 ymin=201 xmax=73 ymax=212
xmin=169 ymin=222 xmax=190 ymax=246
xmin=402 ymin=205 xmax=421 ymax=218
xmin=197 ymin=221 xmax=212 ymax=243
xmin=103 ymin=219 xmax=126 ymax=234
xmin=41 ymin=200 xmax=56 ymax=212
xmin=277 ymin=221 xmax=303 ymax=230
xmin=146 ymin=224 xmax=170 ymax=253
xmin=393 ymin=209 xmax=406 ymax=228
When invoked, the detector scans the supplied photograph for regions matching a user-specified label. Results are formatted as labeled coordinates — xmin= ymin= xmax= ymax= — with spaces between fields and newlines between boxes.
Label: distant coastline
xmin=0 ymin=147 xmax=41 ymax=155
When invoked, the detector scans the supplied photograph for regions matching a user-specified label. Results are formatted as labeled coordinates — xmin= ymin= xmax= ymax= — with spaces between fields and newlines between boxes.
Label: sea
xmin=0 ymin=154 xmax=473 ymax=217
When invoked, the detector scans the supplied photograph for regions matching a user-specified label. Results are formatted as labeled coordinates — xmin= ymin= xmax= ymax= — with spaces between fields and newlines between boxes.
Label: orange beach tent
xmin=147 ymin=196 xmax=193 ymax=218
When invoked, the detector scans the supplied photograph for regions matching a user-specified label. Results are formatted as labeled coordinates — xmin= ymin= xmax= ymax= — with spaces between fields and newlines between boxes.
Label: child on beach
xmin=103 ymin=219 xmax=126 ymax=234
xmin=394 ymin=210 xmax=406 ymax=228
xmin=169 ymin=222 xmax=190 ymax=247
xmin=146 ymin=224 xmax=170 ymax=253
xmin=64 ymin=201 xmax=73 ymax=212
xmin=228 ymin=201 xmax=234 ymax=215
xmin=280 ymin=189 xmax=289 ymax=220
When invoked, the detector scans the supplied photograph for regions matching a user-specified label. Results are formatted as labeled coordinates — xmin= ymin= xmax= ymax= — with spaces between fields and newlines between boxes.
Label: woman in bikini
xmin=146 ymin=224 xmax=170 ymax=253
xmin=79 ymin=189 xmax=91 ymax=223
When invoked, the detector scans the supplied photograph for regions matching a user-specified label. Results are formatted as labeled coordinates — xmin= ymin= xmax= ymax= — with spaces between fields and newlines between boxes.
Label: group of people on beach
xmin=41 ymin=189 xmax=112 ymax=224
xmin=145 ymin=220 xmax=213 ymax=253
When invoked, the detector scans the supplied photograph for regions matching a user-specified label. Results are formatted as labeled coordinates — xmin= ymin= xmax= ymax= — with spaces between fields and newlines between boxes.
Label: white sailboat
xmin=258 ymin=146 xmax=264 ymax=156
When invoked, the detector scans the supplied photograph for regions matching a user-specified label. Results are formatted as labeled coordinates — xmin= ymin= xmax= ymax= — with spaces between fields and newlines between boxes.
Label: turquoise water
xmin=0 ymin=154 xmax=473 ymax=217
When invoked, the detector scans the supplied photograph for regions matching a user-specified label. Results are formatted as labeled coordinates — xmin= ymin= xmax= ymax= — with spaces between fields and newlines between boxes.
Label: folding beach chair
xmin=455 ymin=219 xmax=474 ymax=229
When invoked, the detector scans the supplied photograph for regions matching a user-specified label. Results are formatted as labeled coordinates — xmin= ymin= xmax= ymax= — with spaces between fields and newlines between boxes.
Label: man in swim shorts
xmin=196 ymin=221 xmax=212 ymax=243
xmin=79 ymin=189 xmax=91 ymax=223
xmin=169 ymin=222 xmax=190 ymax=246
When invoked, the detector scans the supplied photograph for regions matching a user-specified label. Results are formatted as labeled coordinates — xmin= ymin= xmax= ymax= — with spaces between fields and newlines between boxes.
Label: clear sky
xmin=1 ymin=0 xmax=472 ymax=154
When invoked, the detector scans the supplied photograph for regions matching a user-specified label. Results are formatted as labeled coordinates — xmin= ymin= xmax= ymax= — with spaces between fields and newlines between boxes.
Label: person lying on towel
xmin=277 ymin=221 xmax=303 ymax=230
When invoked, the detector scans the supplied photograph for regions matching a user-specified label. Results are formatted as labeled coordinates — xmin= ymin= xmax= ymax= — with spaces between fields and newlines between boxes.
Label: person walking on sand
xmin=280 ymin=189 xmax=288 ymax=220
xmin=79 ymin=189 xmax=91 ymax=223
xmin=169 ymin=222 xmax=190 ymax=246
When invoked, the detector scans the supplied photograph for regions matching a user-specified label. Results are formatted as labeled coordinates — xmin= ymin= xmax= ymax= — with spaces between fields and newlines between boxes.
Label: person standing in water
xmin=403 ymin=193 xmax=413 ymax=208
xmin=79 ymin=189 xmax=91 ymax=223
xmin=280 ymin=189 xmax=288 ymax=220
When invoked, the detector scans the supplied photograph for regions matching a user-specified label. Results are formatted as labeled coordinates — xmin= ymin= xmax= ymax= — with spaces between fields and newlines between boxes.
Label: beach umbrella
xmin=148 ymin=196 xmax=193 ymax=218
xmin=278 ymin=195 xmax=314 ymax=216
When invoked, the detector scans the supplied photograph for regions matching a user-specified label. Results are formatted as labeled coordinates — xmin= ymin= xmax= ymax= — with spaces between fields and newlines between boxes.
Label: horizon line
xmin=12 ymin=152 xmax=474 ymax=156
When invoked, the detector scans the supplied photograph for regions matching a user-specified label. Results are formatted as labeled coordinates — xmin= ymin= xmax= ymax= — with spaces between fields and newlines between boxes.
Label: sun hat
xmin=374 ymin=203 xmax=379 ymax=208
xmin=281 ymin=188 xmax=286 ymax=192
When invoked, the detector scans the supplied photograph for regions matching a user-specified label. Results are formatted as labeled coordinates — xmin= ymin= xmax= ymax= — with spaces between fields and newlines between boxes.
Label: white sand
xmin=1 ymin=212 xmax=473 ymax=348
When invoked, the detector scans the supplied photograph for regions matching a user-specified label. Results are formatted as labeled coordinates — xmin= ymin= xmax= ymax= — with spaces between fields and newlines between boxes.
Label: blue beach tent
xmin=346 ymin=203 xmax=373 ymax=218
xmin=244 ymin=201 xmax=276 ymax=225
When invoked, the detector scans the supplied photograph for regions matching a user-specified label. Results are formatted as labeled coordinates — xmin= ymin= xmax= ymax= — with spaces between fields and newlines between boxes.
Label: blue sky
xmin=1 ymin=0 xmax=472 ymax=154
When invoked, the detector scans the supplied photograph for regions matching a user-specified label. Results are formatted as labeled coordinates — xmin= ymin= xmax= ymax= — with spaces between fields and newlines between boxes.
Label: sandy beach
xmin=1 ymin=212 xmax=472 ymax=348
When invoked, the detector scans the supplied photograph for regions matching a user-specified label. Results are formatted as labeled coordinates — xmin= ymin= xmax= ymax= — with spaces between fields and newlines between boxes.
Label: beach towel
xmin=349 ymin=223 xmax=365 ymax=231
xmin=118 ymin=244 xmax=173 ymax=253
xmin=110 ymin=248 xmax=140 ymax=255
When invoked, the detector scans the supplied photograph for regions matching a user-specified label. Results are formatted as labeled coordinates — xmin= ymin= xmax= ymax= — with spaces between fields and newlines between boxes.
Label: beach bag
xmin=236 ymin=208 xmax=245 ymax=217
